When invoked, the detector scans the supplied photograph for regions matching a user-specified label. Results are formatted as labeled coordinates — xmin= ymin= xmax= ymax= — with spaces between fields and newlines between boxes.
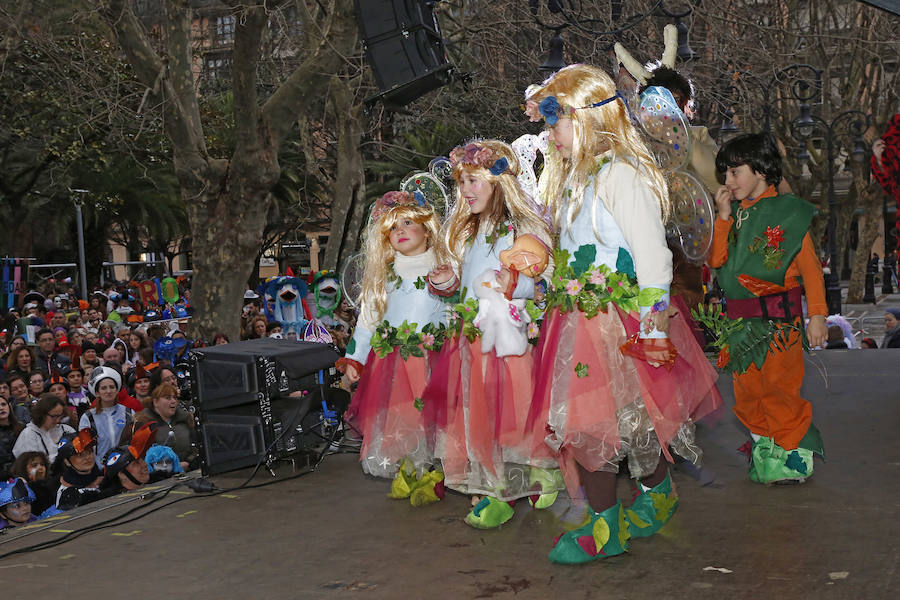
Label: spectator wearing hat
xmin=54 ymin=428 xmax=104 ymax=510
xmin=101 ymin=422 xmax=158 ymax=495
xmin=80 ymin=341 xmax=100 ymax=368
xmin=7 ymin=374 xmax=33 ymax=423
xmin=0 ymin=396 xmax=25 ymax=479
xmin=34 ymin=327 xmax=71 ymax=376
xmin=0 ymin=478 xmax=40 ymax=529
xmin=12 ymin=394 xmax=75 ymax=463
xmin=79 ymin=367 xmax=133 ymax=467
xmin=67 ymin=367 xmax=90 ymax=417
xmin=128 ymin=365 xmax=152 ymax=406
xmin=882 ymin=309 xmax=900 ymax=349
xmin=120 ymin=383 xmax=196 ymax=471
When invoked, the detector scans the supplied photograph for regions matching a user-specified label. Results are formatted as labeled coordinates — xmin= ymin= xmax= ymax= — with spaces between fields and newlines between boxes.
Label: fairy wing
xmin=339 ymin=252 xmax=366 ymax=309
xmin=401 ymin=170 xmax=450 ymax=219
xmin=637 ymin=86 xmax=692 ymax=171
xmin=666 ymin=170 xmax=714 ymax=263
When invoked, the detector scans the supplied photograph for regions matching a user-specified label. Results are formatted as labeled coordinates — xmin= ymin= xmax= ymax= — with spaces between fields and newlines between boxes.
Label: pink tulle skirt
xmin=424 ymin=337 xmax=562 ymax=501
xmin=527 ymin=297 xmax=722 ymax=497
xmin=346 ymin=349 xmax=433 ymax=479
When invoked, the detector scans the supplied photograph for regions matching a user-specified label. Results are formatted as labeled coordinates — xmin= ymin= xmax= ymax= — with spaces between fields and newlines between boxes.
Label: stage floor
xmin=2 ymin=350 xmax=898 ymax=599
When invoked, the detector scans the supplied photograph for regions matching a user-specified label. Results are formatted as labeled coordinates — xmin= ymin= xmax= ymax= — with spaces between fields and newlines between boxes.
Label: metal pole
xmin=74 ymin=199 xmax=89 ymax=300
xmin=825 ymin=133 xmax=841 ymax=315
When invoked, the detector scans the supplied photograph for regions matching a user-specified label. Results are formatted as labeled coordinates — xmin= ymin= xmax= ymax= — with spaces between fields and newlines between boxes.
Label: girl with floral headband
xmin=524 ymin=64 xmax=721 ymax=564
xmin=336 ymin=191 xmax=449 ymax=506
xmin=425 ymin=138 xmax=563 ymax=529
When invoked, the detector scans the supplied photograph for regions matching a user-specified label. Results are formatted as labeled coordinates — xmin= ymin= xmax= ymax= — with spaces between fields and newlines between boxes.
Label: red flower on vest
xmin=764 ymin=225 xmax=785 ymax=248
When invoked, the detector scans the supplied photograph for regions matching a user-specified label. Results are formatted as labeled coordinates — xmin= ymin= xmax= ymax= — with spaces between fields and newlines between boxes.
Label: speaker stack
xmin=188 ymin=338 xmax=346 ymax=475
xmin=355 ymin=0 xmax=454 ymax=106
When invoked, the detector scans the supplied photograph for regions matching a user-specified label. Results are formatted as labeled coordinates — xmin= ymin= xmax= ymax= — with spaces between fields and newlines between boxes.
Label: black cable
xmin=1 ymin=382 xmax=351 ymax=560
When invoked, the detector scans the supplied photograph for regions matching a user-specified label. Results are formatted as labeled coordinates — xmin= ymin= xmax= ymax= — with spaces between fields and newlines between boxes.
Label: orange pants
xmin=732 ymin=324 xmax=812 ymax=450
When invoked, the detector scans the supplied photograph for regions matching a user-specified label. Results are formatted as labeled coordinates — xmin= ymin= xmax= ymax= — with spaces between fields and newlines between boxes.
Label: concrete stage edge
xmin=2 ymin=350 xmax=898 ymax=599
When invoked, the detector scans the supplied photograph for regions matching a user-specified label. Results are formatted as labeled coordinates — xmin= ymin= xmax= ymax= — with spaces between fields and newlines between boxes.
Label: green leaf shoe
xmin=625 ymin=471 xmax=678 ymax=538
xmin=408 ymin=470 xmax=446 ymax=507
xmin=749 ymin=437 xmax=814 ymax=485
xmin=527 ymin=467 xmax=563 ymax=510
xmin=548 ymin=501 xmax=630 ymax=565
xmin=464 ymin=496 xmax=515 ymax=529
xmin=387 ymin=459 xmax=418 ymax=499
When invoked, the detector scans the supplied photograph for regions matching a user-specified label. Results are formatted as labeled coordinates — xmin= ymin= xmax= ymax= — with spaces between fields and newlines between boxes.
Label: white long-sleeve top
xmin=345 ymin=249 xmax=447 ymax=366
xmin=559 ymin=158 xmax=672 ymax=337
xmin=13 ymin=422 xmax=75 ymax=463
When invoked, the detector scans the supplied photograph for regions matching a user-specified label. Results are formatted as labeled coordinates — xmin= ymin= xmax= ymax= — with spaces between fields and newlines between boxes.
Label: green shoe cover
xmin=749 ymin=437 xmax=814 ymax=484
xmin=548 ymin=501 xmax=630 ymax=565
xmin=387 ymin=458 xmax=418 ymax=499
xmin=464 ymin=496 xmax=515 ymax=529
xmin=625 ymin=472 xmax=678 ymax=538
xmin=409 ymin=470 xmax=445 ymax=507
xmin=529 ymin=491 xmax=559 ymax=510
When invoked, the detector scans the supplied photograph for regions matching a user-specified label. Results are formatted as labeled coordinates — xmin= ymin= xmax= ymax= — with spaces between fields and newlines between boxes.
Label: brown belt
xmin=725 ymin=286 xmax=803 ymax=321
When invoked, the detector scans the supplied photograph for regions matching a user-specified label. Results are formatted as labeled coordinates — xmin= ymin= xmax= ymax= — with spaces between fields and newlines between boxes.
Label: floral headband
xmin=449 ymin=143 xmax=510 ymax=176
xmin=371 ymin=190 xmax=427 ymax=221
xmin=524 ymin=92 xmax=624 ymax=126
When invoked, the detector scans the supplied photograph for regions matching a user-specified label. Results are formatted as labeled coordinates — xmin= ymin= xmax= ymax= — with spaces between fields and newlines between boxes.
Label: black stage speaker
xmin=188 ymin=338 xmax=344 ymax=475
xmin=355 ymin=0 xmax=453 ymax=106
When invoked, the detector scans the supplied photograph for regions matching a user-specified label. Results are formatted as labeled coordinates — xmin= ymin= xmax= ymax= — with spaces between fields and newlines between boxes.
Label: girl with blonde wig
xmin=523 ymin=64 xmax=721 ymax=564
xmin=425 ymin=138 xmax=563 ymax=529
xmin=337 ymin=193 xmax=449 ymax=507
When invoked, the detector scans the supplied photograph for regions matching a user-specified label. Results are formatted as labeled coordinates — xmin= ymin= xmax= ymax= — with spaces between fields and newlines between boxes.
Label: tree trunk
xmin=846 ymin=179 xmax=883 ymax=303
xmin=323 ymin=77 xmax=365 ymax=270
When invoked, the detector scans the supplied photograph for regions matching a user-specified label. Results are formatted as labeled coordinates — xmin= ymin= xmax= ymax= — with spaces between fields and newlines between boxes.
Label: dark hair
xmin=6 ymin=372 xmax=26 ymax=388
xmin=30 ymin=393 xmax=66 ymax=425
xmin=11 ymin=451 xmax=49 ymax=479
xmin=640 ymin=66 xmax=693 ymax=110
xmin=29 ymin=369 xmax=47 ymax=384
xmin=861 ymin=337 xmax=878 ymax=348
xmin=265 ymin=321 xmax=282 ymax=333
xmin=0 ymin=396 xmax=25 ymax=435
xmin=716 ymin=132 xmax=782 ymax=185
xmin=212 ymin=333 xmax=229 ymax=344
xmin=35 ymin=327 xmax=54 ymax=342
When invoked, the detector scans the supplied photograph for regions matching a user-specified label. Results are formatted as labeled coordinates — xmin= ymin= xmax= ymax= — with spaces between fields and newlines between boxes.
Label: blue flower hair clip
xmin=489 ymin=157 xmax=509 ymax=176
xmin=413 ymin=190 xmax=426 ymax=206
xmin=539 ymin=96 xmax=562 ymax=125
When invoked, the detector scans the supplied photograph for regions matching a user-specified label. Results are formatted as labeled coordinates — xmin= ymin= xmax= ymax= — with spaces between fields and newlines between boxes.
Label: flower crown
xmin=524 ymin=93 xmax=624 ymax=126
xmin=370 ymin=190 xmax=427 ymax=221
xmin=449 ymin=143 xmax=510 ymax=176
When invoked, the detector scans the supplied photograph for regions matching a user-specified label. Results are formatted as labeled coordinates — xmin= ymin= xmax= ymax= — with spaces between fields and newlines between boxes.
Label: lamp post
xmin=792 ymin=109 xmax=870 ymax=315
xmin=70 ymin=188 xmax=90 ymax=301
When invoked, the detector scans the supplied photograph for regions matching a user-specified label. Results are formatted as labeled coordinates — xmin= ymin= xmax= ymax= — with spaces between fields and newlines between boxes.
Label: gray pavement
xmin=2 ymin=350 xmax=898 ymax=599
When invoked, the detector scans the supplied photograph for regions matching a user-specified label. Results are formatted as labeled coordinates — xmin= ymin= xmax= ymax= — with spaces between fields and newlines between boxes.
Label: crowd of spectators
xmin=0 ymin=284 xmax=207 ymax=530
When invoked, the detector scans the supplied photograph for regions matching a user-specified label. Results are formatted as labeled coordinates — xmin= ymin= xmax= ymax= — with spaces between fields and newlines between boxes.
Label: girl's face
xmin=129 ymin=334 xmax=142 ymax=350
xmin=17 ymin=350 xmax=31 ymax=370
xmin=69 ymin=450 xmax=95 ymax=473
xmin=885 ymin=313 xmax=898 ymax=330
xmin=548 ymin=116 xmax=575 ymax=159
xmin=724 ymin=164 xmax=769 ymax=202
xmin=27 ymin=457 xmax=46 ymax=481
xmin=3 ymin=500 xmax=31 ymax=525
xmin=55 ymin=330 xmax=65 ymax=342
xmin=134 ymin=378 xmax=151 ymax=397
xmin=458 ymin=172 xmax=493 ymax=215
xmin=254 ymin=319 xmax=266 ymax=337
xmin=10 ymin=338 xmax=25 ymax=352
xmin=97 ymin=379 xmax=118 ymax=404
xmin=70 ymin=331 xmax=82 ymax=345
xmin=389 ymin=218 xmax=428 ymax=256
xmin=29 ymin=373 xmax=44 ymax=395
xmin=0 ymin=398 xmax=10 ymax=423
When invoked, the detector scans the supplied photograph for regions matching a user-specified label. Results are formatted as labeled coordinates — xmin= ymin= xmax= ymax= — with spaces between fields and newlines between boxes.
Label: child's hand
xmin=428 ymin=264 xmax=454 ymax=285
xmin=715 ymin=186 xmax=733 ymax=220
xmin=806 ymin=315 xmax=827 ymax=348
xmin=344 ymin=363 xmax=360 ymax=384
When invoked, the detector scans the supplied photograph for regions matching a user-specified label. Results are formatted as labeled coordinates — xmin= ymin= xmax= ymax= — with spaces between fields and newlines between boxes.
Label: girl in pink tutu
xmin=524 ymin=64 xmax=722 ymax=564
xmin=337 ymin=191 xmax=449 ymax=506
xmin=426 ymin=139 xmax=563 ymax=529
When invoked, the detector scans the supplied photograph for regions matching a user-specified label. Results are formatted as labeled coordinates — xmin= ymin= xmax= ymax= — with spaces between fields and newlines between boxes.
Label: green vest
xmin=717 ymin=194 xmax=816 ymax=300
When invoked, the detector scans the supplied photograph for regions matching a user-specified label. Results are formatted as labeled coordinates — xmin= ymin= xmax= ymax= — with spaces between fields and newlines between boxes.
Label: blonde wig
xmin=529 ymin=64 xmax=671 ymax=230
xmin=358 ymin=203 xmax=445 ymax=321
xmin=444 ymin=139 xmax=551 ymax=268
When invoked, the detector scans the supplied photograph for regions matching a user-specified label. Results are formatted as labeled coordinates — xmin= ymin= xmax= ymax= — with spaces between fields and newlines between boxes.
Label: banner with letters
xmin=1 ymin=258 xmax=29 ymax=312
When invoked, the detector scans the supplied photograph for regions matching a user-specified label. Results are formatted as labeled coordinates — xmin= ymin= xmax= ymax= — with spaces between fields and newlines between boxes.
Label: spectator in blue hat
xmin=0 ymin=478 xmax=39 ymax=529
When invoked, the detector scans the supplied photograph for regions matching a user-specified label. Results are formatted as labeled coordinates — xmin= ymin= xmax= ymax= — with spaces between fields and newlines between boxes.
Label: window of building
xmin=215 ymin=15 xmax=235 ymax=46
